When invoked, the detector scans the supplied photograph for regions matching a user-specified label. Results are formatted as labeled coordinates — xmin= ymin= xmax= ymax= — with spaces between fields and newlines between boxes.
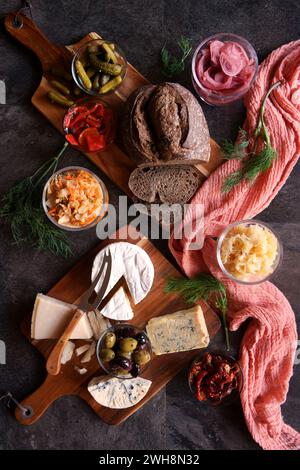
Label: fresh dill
xmin=0 ymin=141 xmax=73 ymax=258
xmin=222 ymin=81 xmax=282 ymax=193
xmin=165 ymin=274 xmax=230 ymax=351
xmin=161 ymin=36 xmax=192 ymax=77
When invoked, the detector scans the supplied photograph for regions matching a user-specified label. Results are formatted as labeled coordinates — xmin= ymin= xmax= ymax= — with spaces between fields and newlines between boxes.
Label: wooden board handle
xmin=46 ymin=309 xmax=85 ymax=376
xmin=4 ymin=12 xmax=69 ymax=72
xmin=15 ymin=375 xmax=66 ymax=425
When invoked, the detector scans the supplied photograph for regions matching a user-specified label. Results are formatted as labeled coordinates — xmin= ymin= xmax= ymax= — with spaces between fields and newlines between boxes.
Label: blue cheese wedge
xmin=146 ymin=305 xmax=209 ymax=355
xmin=88 ymin=376 xmax=152 ymax=409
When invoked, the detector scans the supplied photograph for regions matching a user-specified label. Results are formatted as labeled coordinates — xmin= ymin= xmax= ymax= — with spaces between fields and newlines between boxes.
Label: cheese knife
xmin=46 ymin=251 xmax=112 ymax=375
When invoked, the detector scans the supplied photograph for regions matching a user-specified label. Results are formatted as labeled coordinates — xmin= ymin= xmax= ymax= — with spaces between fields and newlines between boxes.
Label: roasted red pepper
xmin=63 ymin=101 xmax=114 ymax=153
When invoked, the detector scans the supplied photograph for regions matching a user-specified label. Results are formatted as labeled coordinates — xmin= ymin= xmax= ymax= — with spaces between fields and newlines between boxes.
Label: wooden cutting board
xmin=4 ymin=12 xmax=223 ymax=197
xmin=15 ymin=226 xmax=220 ymax=426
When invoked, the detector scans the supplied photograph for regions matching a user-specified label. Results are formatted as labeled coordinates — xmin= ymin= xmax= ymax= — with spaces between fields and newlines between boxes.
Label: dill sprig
xmin=165 ymin=274 xmax=230 ymax=351
xmin=0 ymin=142 xmax=73 ymax=258
xmin=222 ymin=81 xmax=282 ymax=193
xmin=221 ymin=129 xmax=250 ymax=160
xmin=161 ymin=36 xmax=192 ymax=77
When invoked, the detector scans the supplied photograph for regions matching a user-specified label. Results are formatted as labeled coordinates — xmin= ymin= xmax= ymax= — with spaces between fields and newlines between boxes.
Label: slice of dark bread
xmin=128 ymin=165 xmax=203 ymax=205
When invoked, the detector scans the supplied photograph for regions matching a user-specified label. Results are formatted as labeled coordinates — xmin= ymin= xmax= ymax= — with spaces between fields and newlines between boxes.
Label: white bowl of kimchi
xmin=43 ymin=166 xmax=109 ymax=231
xmin=216 ymin=219 xmax=282 ymax=284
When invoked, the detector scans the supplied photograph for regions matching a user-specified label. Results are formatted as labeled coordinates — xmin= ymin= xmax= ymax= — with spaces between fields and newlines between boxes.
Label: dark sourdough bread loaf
xmin=122 ymin=82 xmax=210 ymax=165
xmin=128 ymin=166 xmax=203 ymax=205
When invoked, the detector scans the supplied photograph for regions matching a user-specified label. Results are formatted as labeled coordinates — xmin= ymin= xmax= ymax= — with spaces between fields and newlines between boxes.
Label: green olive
xmin=116 ymin=350 xmax=132 ymax=360
xmin=104 ymin=332 xmax=116 ymax=349
xmin=99 ymin=348 xmax=115 ymax=362
xmin=133 ymin=349 xmax=151 ymax=365
xmin=116 ymin=369 xmax=129 ymax=375
xmin=120 ymin=337 xmax=138 ymax=352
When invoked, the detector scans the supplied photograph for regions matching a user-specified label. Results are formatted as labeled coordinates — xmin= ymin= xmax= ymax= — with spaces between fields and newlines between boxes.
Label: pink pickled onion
xmin=195 ymin=39 xmax=256 ymax=96
xmin=209 ymin=40 xmax=224 ymax=65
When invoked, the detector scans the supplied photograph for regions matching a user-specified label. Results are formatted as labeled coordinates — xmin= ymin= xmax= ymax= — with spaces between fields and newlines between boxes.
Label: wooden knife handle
xmin=4 ymin=12 xmax=69 ymax=72
xmin=46 ymin=309 xmax=85 ymax=376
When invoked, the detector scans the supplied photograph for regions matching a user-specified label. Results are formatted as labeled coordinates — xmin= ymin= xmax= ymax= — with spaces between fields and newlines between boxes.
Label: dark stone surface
xmin=0 ymin=0 xmax=299 ymax=450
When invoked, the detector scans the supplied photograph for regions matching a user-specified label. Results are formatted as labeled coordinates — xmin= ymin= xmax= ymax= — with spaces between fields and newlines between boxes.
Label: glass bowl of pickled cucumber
xmin=96 ymin=324 xmax=153 ymax=379
xmin=71 ymin=39 xmax=127 ymax=96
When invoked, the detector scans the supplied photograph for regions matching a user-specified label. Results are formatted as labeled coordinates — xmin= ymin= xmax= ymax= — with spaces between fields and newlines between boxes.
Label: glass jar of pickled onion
xmin=192 ymin=33 xmax=258 ymax=106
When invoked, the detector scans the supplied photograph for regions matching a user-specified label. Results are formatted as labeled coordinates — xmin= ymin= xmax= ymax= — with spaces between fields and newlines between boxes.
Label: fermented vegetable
xmin=75 ymin=59 xmax=92 ymax=90
xmin=220 ymin=223 xmax=278 ymax=281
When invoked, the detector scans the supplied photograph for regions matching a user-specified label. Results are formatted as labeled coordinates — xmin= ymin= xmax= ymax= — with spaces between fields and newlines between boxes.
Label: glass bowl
xmin=71 ymin=39 xmax=127 ymax=96
xmin=216 ymin=219 xmax=282 ymax=285
xmin=63 ymin=97 xmax=115 ymax=153
xmin=42 ymin=166 xmax=109 ymax=232
xmin=192 ymin=33 xmax=258 ymax=106
xmin=96 ymin=323 xmax=153 ymax=379
xmin=188 ymin=350 xmax=243 ymax=407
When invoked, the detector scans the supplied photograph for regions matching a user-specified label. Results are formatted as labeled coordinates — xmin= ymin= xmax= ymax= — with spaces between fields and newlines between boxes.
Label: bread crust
xmin=121 ymin=83 xmax=210 ymax=165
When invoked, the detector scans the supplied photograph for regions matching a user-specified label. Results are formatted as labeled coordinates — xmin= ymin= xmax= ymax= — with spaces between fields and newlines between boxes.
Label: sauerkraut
xmin=46 ymin=169 xmax=103 ymax=228
xmin=220 ymin=223 xmax=278 ymax=281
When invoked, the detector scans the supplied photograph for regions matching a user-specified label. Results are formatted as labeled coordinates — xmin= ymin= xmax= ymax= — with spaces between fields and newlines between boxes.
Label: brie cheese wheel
xmin=91 ymin=243 xmax=154 ymax=314
xmin=31 ymin=294 xmax=93 ymax=340
xmin=88 ymin=376 xmax=152 ymax=409
xmin=101 ymin=287 xmax=134 ymax=321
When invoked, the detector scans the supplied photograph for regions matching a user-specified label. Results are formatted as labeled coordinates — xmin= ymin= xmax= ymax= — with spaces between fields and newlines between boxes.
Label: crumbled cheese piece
xmin=61 ymin=340 xmax=75 ymax=364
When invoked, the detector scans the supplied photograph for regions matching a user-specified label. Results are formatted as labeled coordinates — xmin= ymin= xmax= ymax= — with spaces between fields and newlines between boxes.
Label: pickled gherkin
xmin=92 ymin=73 xmax=100 ymax=90
xmin=50 ymin=80 xmax=71 ymax=96
xmin=47 ymin=91 xmax=74 ymax=108
xmin=101 ymin=42 xmax=118 ymax=64
xmin=87 ymin=44 xmax=99 ymax=54
xmin=75 ymin=59 xmax=92 ymax=90
xmin=89 ymin=54 xmax=122 ymax=76
xmin=98 ymin=75 xmax=122 ymax=94
xmin=86 ymin=67 xmax=97 ymax=78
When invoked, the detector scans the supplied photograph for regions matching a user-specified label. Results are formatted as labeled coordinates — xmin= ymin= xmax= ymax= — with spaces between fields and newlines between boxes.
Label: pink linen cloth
xmin=169 ymin=40 xmax=300 ymax=450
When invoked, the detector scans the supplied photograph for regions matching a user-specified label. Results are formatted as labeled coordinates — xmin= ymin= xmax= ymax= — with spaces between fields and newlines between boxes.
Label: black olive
xmin=131 ymin=363 xmax=140 ymax=378
xmin=112 ymin=356 xmax=133 ymax=371
xmin=135 ymin=342 xmax=147 ymax=351
xmin=135 ymin=332 xmax=147 ymax=345
xmin=120 ymin=326 xmax=136 ymax=338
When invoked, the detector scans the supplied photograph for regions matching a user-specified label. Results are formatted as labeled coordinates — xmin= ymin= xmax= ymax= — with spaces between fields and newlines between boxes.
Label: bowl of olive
xmin=96 ymin=324 xmax=152 ymax=379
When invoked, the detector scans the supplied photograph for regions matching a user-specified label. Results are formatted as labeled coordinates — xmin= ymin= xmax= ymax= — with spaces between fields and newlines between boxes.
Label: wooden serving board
xmin=15 ymin=226 xmax=220 ymax=426
xmin=4 ymin=12 xmax=223 ymax=197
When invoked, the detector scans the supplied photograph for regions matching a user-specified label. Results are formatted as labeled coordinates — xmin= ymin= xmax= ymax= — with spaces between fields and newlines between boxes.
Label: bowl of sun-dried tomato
xmin=188 ymin=351 xmax=243 ymax=406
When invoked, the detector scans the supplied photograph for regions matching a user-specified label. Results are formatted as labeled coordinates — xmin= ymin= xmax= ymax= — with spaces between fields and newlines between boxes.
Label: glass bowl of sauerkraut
xmin=42 ymin=166 xmax=109 ymax=231
xmin=216 ymin=219 xmax=282 ymax=284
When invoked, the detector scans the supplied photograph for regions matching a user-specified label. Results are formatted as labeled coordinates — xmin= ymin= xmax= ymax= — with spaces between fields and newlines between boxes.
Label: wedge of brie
xmin=100 ymin=287 xmax=134 ymax=321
